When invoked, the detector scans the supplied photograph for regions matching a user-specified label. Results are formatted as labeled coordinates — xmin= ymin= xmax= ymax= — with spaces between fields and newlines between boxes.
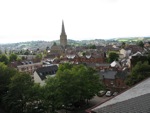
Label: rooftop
xmin=36 ymin=65 xmax=58 ymax=80
xmin=93 ymin=93 xmax=150 ymax=113
xmin=92 ymin=77 xmax=150 ymax=113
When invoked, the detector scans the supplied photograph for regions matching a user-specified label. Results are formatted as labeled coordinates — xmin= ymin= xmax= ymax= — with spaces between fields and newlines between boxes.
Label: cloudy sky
xmin=0 ymin=0 xmax=150 ymax=43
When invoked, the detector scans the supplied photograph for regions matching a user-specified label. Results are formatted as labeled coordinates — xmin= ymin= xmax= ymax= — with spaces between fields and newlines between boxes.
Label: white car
xmin=105 ymin=91 xmax=112 ymax=97
xmin=97 ymin=90 xmax=106 ymax=97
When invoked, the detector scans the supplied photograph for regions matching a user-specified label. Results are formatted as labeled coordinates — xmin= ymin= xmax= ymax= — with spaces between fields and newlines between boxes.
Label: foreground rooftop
xmin=92 ymin=77 xmax=150 ymax=113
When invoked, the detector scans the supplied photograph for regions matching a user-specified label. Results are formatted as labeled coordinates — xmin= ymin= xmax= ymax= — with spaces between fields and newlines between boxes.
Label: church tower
xmin=60 ymin=20 xmax=67 ymax=48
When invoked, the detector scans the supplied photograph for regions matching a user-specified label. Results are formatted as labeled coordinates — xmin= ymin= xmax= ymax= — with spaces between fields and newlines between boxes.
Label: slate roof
xmin=86 ymin=63 xmax=96 ymax=68
xmin=93 ymin=93 xmax=150 ymax=113
xmin=36 ymin=65 xmax=58 ymax=80
xmin=92 ymin=77 xmax=150 ymax=113
xmin=95 ymin=63 xmax=110 ymax=67
xmin=51 ymin=45 xmax=64 ymax=50
xmin=100 ymin=70 xmax=117 ymax=79
xmin=115 ymin=70 xmax=128 ymax=79
xmin=92 ymin=54 xmax=103 ymax=58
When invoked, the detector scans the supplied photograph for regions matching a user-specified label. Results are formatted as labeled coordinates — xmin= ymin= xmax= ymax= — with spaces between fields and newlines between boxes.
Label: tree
xmin=26 ymin=83 xmax=45 ymax=113
xmin=121 ymin=42 xmax=126 ymax=48
xmin=22 ymin=56 xmax=26 ymax=60
xmin=36 ymin=53 xmax=43 ymax=60
xmin=58 ymin=63 xmax=73 ymax=71
xmin=71 ymin=65 xmax=102 ymax=103
xmin=9 ymin=53 xmax=18 ymax=62
xmin=36 ymin=48 xmax=40 ymax=52
xmin=0 ymin=63 xmax=17 ymax=103
xmin=43 ymin=77 xmax=62 ymax=113
xmin=46 ymin=46 xmax=50 ymax=51
xmin=108 ymin=52 xmax=119 ymax=63
xmin=0 ymin=50 xmax=2 ymax=54
xmin=89 ymin=44 xmax=96 ymax=49
xmin=82 ymin=52 xmax=86 ymax=56
xmin=136 ymin=41 xmax=144 ymax=48
xmin=56 ymin=68 xmax=77 ymax=109
xmin=56 ymin=64 xmax=103 ymax=108
xmin=24 ymin=49 xmax=30 ymax=55
xmin=131 ymin=56 xmax=148 ymax=67
xmin=3 ymin=73 xmax=34 ymax=113
xmin=0 ymin=64 xmax=44 ymax=113
xmin=4 ymin=49 xmax=7 ymax=55
xmin=125 ymin=61 xmax=150 ymax=86
xmin=0 ymin=54 xmax=9 ymax=65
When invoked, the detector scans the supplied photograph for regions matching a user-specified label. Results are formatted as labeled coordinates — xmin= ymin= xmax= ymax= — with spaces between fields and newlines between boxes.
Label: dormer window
xmin=39 ymin=73 xmax=42 ymax=76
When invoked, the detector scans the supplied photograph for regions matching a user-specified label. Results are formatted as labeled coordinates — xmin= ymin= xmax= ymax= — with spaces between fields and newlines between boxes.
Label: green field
xmin=116 ymin=37 xmax=149 ymax=42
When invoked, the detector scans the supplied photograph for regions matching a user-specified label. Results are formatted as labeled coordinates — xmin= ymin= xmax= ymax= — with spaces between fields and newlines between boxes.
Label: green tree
xmin=108 ymin=52 xmax=119 ymax=63
xmin=26 ymin=83 xmax=45 ymax=113
xmin=0 ymin=63 xmax=17 ymax=102
xmin=3 ymin=73 xmax=34 ymax=113
xmin=9 ymin=53 xmax=18 ymax=62
xmin=36 ymin=53 xmax=43 ymax=60
xmin=82 ymin=52 xmax=86 ymax=56
xmin=46 ymin=46 xmax=50 ymax=51
xmin=4 ymin=49 xmax=7 ymax=55
xmin=22 ymin=56 xmax=26 ymax=60
xmin=56 ymin=68 xmax=77 ymax=109
xmin=58 ymin=63 xmax=73 ymax=71
xmin=121 ymin=42 xmax=126 ymax=48
xmin=56 ymin=64 xmax=103 ymax=108
xmin=136 ymin=41 xmax=144 ymax=48
xmin=0 ymin=50 xmax=2 ymax=54
xmin=71 ymin=65 xmax=102 ymax=103
xmin=126 ymin=61 xmax=150 ymax=86
xmin=24 ymin=49 xmax=30 ymax=55
xmin=89 ymin=44 xmax=96 ymax=49
xmin=43 ymin=77 xmax=62 ymax=113
xmin=0 ymin=54 xmax=9 ymax=65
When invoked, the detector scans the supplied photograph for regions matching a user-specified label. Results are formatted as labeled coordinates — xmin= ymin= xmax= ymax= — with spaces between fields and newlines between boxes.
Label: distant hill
xmin=0 ymin=41 xmax=53 ymax=52
xmin=0 ymin=37 xmax=150 ymax=51
xmin=113 ymin=37 xmax=150 ymax=42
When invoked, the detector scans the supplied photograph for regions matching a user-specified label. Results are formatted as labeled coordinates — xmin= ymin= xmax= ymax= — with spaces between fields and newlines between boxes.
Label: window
xmin=111 ymin=81 xmax=114 ymax=85
xmin=39 ymin=73 xmax=42 ymax=76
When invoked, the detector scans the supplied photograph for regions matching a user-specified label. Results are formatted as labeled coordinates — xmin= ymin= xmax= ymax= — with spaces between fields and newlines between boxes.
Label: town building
xmin=60 ymin=20 xmax=67 ymax=48
xmin=33 ymin=65 xmax=58 ymax=85
xmin=50 ymin=20 xmax=67 ymax=57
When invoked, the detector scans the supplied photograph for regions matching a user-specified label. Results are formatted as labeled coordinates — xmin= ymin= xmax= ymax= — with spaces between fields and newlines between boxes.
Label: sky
xmin=0 ymin=0 xmax=150 ymax=43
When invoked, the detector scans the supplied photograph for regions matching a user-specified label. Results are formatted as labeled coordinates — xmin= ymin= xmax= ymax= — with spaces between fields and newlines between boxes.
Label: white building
xmin=17 ymin=61 xmax=42 ymax=75
xmin=119 ymin=49 xmax=131 ymax=59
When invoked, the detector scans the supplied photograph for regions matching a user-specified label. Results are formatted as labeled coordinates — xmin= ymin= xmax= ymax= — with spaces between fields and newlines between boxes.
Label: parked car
xmin=105 ymin=91 xmax=112 ymax=97
xmin=97 ymin=90 xmax=106 ymax=97
xmin=113 ymin=92 xmax=118 ymax=96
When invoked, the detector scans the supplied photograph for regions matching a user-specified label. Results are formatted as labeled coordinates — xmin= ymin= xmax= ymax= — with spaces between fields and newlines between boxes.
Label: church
xmin=50 ymin=20 xmax=68 ymax=56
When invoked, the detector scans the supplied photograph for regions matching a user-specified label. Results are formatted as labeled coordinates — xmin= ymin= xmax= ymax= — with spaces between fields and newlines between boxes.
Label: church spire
xmin=60 ymin=20 xmax=67 ymax=48
xmin=61 ymin=20 xmax=66 ymax=35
